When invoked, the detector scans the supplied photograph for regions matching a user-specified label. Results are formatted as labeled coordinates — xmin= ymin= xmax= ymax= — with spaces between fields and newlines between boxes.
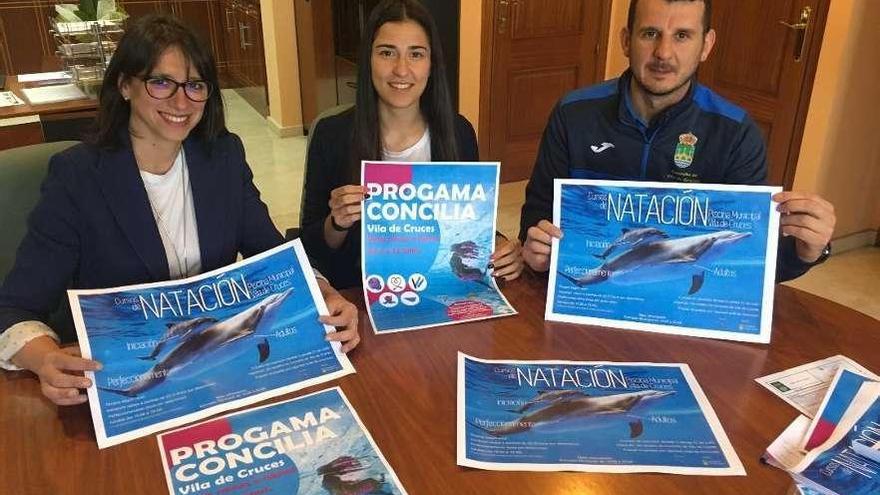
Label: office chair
xmin=0 ymin=141 xmax=79 ymax=341
xmin=286 ymin=103 xmax=354 ymax=241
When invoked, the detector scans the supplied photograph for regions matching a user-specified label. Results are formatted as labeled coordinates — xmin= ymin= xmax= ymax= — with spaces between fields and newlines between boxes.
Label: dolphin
xmin=594 ymin=227 xmax=668 ymax=259
xmin=509 ymin=389 xmax=586 ymax=413
xmin=138 ymin=316 xmax=218 ymax=360
xmin=559 ymin=230 xmax=751 ymax=295
xmin=99 ymin=288 xmax=293 ymax=398
xmin=474 ymin=389 xmax=675 ymax=437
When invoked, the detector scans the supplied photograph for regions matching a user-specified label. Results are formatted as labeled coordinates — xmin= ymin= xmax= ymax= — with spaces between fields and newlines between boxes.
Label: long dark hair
xmin=352 ymin=0 xmax=458 ymax=176
xmin=89 ymin=14 xmax=226 ymax=148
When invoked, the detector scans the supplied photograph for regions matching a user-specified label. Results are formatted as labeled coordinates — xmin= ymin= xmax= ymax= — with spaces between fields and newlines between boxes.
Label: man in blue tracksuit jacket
xmin=520 ymin=0 xmax=836 ymax=282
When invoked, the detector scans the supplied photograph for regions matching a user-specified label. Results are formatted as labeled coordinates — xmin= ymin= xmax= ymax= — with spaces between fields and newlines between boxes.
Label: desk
xmin=0 ymin=76 xmax=97 ymax=150
xmin=2 ymin=276 xmax=879 ymax=494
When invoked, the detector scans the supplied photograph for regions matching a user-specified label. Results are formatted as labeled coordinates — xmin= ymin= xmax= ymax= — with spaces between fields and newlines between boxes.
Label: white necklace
xmin=145 ymin=153 xmax=190 ymax=279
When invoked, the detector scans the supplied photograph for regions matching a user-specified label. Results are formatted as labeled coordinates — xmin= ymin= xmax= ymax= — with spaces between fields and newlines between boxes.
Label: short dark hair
xmin=350 ymin=0 xmax=458 ymax=179
xmin=89 ymin=14 xmax=226 ymax=148
xmin=627 ymin=0 xmax=712 ymax=34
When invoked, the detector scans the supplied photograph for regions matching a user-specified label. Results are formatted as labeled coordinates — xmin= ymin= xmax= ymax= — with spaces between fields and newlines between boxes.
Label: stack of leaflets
xmin=763 ymin=365 xmax=880 ymax=494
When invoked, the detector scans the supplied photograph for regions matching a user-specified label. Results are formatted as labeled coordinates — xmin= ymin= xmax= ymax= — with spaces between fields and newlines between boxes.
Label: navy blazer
xmin=0 ymin=132 xmax=283 ymax=343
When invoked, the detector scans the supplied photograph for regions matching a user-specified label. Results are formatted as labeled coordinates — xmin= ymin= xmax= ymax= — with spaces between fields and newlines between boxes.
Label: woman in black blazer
xmin=300 ymin=0 xmax=524 ymax=289
xmin=0 ymin=15 xmax=359 ymax=406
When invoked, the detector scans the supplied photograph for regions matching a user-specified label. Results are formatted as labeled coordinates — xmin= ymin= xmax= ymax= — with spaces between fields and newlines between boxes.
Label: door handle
xmin=225 ymin=9 xmax=234 ymax=31
xmin=497 ymin=0 xmax=509 ymax=34
xmin=778 ymin=5 xmax=811 ymax=62
xmin=240 ymin=22 xmax=253 ymax=49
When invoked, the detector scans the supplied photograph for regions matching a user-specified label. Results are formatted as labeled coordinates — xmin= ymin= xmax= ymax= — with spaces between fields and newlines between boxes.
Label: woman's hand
xmin=12 ymin=336 xmax=102 ymax=406
xmin=324 ymin=185 xmax=369 ymax=249
xmin=328 ymin=185 xmax=369 ymax=230
xmin=317 ymin=279 xmax=361 ymax=353
xmin=490 ymin=236 xmax=524 ymax=281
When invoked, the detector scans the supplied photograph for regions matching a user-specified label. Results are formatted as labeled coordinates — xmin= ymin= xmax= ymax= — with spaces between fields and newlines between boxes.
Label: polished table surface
xmin=2 ymin=274 xmax=879 ymax=494
xmin=0 ymin=75 xmax=97 ymax=119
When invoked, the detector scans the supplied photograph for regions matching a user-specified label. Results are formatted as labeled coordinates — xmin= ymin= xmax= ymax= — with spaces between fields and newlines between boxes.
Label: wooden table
xmin=2 ymin=274 xmax=879 ymax=494
xmin=0 ymin=75 xmax=96 ymax=150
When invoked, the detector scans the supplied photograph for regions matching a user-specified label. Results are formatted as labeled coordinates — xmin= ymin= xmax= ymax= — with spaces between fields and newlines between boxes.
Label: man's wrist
xmin=799 ymin=242 xmax=832 ymax=266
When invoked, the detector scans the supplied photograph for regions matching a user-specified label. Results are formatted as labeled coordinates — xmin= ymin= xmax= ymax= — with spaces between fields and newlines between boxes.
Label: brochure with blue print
xmin=547 ymin=179 xmax=781 ymax=343
xmin=70 ymin=239 xmax=355 ymax=449
xmin=802 ymin=368 xmax=878 ymax=450
xmin=789 ymin=381 xmax=880 ymax=495
xmin=157 ymin=387 xmax=406 ymax=495
xmin=360 ymin=161 xmax=516 ymax=334
xmin=456 ymin=353 xmax=745 ymax=475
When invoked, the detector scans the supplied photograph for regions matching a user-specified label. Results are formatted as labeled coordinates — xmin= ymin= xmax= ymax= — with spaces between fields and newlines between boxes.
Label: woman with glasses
xmin=300 ymin=0 xmax=524 ymax=290
xmin=0 ymin=14 xmax=360 ymax=406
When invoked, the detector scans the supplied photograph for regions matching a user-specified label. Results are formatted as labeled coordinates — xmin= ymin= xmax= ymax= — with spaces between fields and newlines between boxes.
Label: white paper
xmin=20 ymin=84 xmax=87 ymax=105
xmin=16 ymin=71 xmax=72 ymax=83
xmin=546 ymin=179 xmax=781 ymax=343
xmin=756 ymin=355 xmax=877 ymax=417
xmin=0 ymin=91 xmax=25 ymax=107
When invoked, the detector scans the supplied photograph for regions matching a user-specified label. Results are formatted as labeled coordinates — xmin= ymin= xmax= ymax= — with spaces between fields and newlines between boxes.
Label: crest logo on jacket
xmin=674 ymin=132 xmax=698 ymax=168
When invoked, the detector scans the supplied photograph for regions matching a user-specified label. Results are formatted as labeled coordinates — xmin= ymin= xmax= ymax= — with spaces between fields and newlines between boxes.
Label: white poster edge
xmin=546 ymin=179 xmax=780 ymax=344
xmin=70 ymin=238 xmax=355 ymax=449
xmin=456 ymin=353 xmax=746 ymax=476
xmin=156 ymin=386 xmax=408 ymax=495
xmin=360 ymin=161 xmax=517 ymax=334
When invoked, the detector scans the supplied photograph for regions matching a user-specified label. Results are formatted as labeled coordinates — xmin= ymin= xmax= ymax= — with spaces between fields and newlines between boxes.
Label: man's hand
xmin=774 ymin=191 xmax=835 ymax=263
xmin=522 ymin=220 xmax=563 ymax=272
xmin=318 ymin=280 xmax=361 ymax=353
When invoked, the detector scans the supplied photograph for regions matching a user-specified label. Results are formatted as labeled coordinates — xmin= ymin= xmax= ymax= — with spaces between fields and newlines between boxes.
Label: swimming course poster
xmin=360 ymin=161 xmax=516 ymax=334
xmin=157 ymin=387 xmax=407 ymax=495
xmin=547 ymin=179 xmax=781 ymax=343
xmin=457 ymin=353 xmax=744 ymax=475
xmin=70 ymin=239 xmax=355 ymax=449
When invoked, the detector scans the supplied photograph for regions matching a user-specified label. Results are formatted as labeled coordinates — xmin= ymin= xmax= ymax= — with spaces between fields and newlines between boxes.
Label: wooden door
xmin=0 ymin=1 xmax=54 ymax=73
xmin=480 ymin=0 xmax=610 ymax=182
xmin=698 ymin=0 xmax=829 ymax=187
xmin=171 ymin=0 xmax=225 ymax=73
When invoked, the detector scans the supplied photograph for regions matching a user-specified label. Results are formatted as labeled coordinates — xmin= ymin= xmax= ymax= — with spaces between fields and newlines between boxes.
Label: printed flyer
xmin=776 ymin=381 xmax=880 ymax=495
xmin=457 ymin=353 xmax=744 ymax=475
xmin=361 ymin=161 xmax=516 ymax=333
xmin=70 ymin=240 xmax=355 ymax=449
xmin=756 ymin=355 xmax=878 ymax=417
xmin=157 ymin=387 xmax=407 ymax=495
xmin=802 ymin=368 xmax=878 ymax=450
xmin=547 ymin=179 xmax=781 ymax=343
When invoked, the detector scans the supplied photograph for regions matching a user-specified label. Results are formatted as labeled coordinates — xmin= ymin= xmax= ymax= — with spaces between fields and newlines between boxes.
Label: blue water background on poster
xmin=800 ymin=398 xmax=880 ymax=495
xmin=554 ymin=184 xmax=771 ymax=333
xmin=163 ymin=389 xmax=403 ymax=495
xmin=363 ymin=163 xmax=514 ymax=332
xmin=80 ymin=247 xmax=344 ymax=438
xmin=464 ymin=358 xmax=730 ymax=468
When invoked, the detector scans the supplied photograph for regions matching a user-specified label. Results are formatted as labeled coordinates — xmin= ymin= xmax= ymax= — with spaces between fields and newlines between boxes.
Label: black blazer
xmin=0 ymin=132 xmax=283 ymax=343
xmin=300 ymin=109 xmax=480 ymax=289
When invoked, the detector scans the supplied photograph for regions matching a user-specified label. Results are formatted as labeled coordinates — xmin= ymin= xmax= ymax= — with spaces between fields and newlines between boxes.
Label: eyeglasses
xmin=139 ymin=76 xmax=213 ymax=102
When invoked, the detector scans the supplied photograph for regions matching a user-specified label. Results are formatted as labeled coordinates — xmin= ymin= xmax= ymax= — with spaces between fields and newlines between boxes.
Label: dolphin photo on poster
xmin=158 ymin=387 xmax=407 ymax=495
xmin=361 ymin=161 xmax=516 ymax=334
xmin=457 ymin=353 xmax=744 ymax=475
xmin=70 ymin=240 xmax=355 ymax=449
xmin=547 ymin=179 xmax=781 ymax=343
